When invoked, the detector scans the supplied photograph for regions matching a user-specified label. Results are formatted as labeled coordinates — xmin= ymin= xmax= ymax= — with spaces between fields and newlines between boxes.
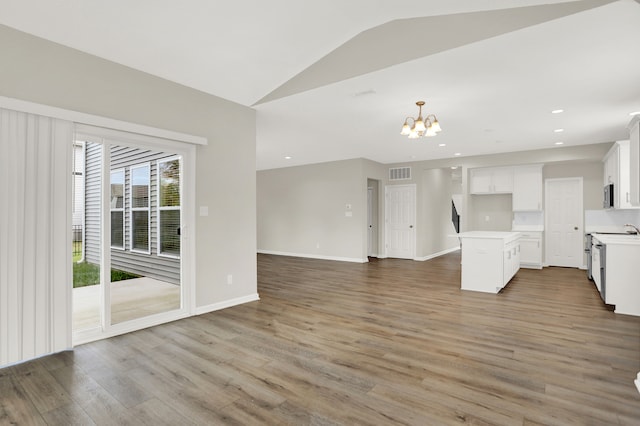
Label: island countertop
xmin=456 ymin=231 xmax=521 ymax=241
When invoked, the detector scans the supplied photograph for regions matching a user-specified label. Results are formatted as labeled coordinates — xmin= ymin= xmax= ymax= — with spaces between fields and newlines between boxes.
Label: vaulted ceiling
xmin=1 ymin=0 xmax=639 ymax=169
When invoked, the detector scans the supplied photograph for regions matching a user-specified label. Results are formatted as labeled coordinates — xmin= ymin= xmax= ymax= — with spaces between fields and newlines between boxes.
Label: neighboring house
xmin=83 ymin=142 xmax=182 ymax=285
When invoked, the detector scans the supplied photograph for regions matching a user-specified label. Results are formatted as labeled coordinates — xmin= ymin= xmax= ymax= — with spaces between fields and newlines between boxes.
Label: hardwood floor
xmin=2 ymin=252 xmax=639 ymax=425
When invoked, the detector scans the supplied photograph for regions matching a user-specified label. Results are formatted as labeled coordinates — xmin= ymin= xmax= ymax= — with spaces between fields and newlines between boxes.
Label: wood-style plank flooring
xmin=2 ymin=252 xmax=640 ymax=425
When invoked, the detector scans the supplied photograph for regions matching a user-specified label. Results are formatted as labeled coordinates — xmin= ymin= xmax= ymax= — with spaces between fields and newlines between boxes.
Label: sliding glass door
xmin=72 ymin=128 xmax=193 ymax=343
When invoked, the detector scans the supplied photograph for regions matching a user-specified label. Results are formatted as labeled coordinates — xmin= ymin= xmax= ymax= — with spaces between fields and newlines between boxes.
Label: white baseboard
xmin=257 ymin=250 xmax=368 ymax=263
xmin=414 ymin=246 xmax=460 ymax=262
xmin=195 ymin=293 xmax=260 ymax=316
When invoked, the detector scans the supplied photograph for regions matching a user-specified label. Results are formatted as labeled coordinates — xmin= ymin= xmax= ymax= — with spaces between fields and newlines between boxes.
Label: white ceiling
xmin=1 ymin=0 xmax=639 ymax=170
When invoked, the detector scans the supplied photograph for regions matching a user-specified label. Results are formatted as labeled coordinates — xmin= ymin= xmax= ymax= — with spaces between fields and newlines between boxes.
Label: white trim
xmin=257 ymin=249 xmax=368 ymax=263
xmin=194 ymin=294 xmax=261 ymax=316
xmin=129 ymin=163 xmax=151 ymax=254
xmin=0 ymin=96 xmax=207 ymax=145
xmin=73 ymin=309 xmax=192 ymax=346
xmin=414 ymin=246 xmax=460 ymax=261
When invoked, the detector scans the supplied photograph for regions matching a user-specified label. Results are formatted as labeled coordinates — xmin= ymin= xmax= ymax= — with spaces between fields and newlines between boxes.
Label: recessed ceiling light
xmin=551 ymin=109 xmax=564 ymax=114
xmin=410 ymin=155 xmax=416 ymax=159
xmin=284 ymin=156 xmax=292 ymax=160
xmin=438 ymin=143 xmax=446 ymax=147
xmin=554 ymin=129 xmax=564 ymax=133
xmin=630 ymin=111 xmax=640 ymax=116
xmin=454 ymin=153 xmax=461 ymax=156
xmin=555 ymin=141 xmax=564 ymax=145
xmin=451 ymin=166 xmax=458 ymax=170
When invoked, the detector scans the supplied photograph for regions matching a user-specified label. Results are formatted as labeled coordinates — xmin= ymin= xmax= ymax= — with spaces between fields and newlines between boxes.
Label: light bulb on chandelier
xmin=400 ymin=101 xmax=442 ymax=139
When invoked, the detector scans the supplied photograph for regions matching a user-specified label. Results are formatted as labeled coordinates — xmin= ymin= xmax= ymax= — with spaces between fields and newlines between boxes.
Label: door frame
xmin=73 ymin=125 xmax=196 ymax=345
xmin=544 ymin=177 xmax=583 ymax=268
xmin=384 ymin=184 xmax=417 ymax=260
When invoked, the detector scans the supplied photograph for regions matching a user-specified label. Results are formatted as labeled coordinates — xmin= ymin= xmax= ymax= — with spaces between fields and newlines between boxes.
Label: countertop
xmin=592 ymin=233 xmax=640 ymax=245
xmin=456 ymin=231 xmax=521 ymax=240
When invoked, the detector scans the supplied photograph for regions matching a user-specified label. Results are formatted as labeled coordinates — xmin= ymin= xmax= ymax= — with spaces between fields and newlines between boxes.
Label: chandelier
xmin=400 ymin=101 xmax=442 ymax=139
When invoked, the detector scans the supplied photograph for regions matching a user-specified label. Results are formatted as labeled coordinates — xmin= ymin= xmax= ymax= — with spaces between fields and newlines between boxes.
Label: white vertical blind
xmin=0 ymin=107 xmax=73 ymax=367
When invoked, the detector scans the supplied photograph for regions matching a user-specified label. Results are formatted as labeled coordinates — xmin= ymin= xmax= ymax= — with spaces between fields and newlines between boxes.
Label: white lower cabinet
xmin=458 ymin=231 xmax=521 ymax=294
xmin=519 ymin=232 xmax=542 ymax=269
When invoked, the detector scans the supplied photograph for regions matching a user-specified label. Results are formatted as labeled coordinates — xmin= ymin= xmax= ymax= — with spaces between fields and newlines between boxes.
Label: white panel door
xmin=545 ymin=178 xmax=583 ymax=267
xmin=385 ymin=184 xmax=416 ymax=259
xmin=367 ymin=187 xmax=374 ymax=256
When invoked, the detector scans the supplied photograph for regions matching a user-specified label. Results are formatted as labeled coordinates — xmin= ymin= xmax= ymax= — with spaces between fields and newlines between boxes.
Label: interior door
xmin=367 ymin=187 xmax=374 ymax=256
xmin=385 ymin=184 xmax=416 ymax=259
xmin=545 ymin=177 xmax=583 ymax=267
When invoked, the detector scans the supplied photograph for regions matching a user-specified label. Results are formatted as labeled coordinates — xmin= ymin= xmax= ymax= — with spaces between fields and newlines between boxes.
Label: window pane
xmin=111 ymin=211 xmax=124 ymax=248
xmin=110 ymin=170 xmax=124 ymax=209
xmin=132 ymin=210 xmax=149 ymax=251
xmin=131 ymin=165 xmax=149 ymax=208
xmin=160 ymin=210 xmax=180 ymax=256
xmin=159 ymin=159 xmax=180 ymax=207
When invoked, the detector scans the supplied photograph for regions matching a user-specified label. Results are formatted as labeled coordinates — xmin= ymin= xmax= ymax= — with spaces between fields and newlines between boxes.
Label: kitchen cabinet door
xmin=470 ymin=167 xmax=513 ymax=194
xmin=513 ymin=165 xmax=543 ymax=211
xmin=603 ymin=140 xmax=632 ymax=209
xmin=520 ymin=236 xmax=542 ymax=268
xmin=492 ymin=167 xmax=514 ymax=193
xmin=629 ymin=118 xmax=640 ymax=206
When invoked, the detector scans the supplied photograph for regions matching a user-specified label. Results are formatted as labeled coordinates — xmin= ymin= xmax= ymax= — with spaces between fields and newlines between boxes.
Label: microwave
xmin=603 ymin=183 xmax=614 ymax=208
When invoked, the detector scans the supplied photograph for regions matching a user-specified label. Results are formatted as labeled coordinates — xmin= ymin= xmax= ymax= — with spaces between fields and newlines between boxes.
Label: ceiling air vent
xmin=389 ymin=167 xmax=411 ymax=181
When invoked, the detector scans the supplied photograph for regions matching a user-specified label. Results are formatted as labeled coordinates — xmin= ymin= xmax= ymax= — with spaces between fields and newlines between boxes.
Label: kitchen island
xmin=457 ymin=231 xmax=521 ymax=293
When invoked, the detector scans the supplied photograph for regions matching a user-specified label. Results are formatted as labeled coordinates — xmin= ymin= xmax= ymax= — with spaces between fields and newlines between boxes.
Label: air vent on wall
xmin=389 ymin=167 xmax=411 ymax=181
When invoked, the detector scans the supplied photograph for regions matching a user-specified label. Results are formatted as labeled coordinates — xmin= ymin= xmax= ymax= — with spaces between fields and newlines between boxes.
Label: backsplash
xmin=585 ymin=209 xmax=640 ymax=233
xmin=512 ymin=211 xmax=544 ymax=231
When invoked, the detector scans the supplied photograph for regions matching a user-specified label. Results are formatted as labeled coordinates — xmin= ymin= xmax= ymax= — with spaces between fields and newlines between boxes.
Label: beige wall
xmin=418 ymin=168 xmax=460 ymax=257
xmin=257 ymin=159 xmax=377 ymax=261
xmin=257 ymin=144 xmax=612 ymax=263
xmin=0 ymin=24 xmax=257 ymax=308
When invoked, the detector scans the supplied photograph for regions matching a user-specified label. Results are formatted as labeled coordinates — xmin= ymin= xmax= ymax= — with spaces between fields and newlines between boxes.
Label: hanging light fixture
xmin=400 ymin=101 xmax=442 ymax=139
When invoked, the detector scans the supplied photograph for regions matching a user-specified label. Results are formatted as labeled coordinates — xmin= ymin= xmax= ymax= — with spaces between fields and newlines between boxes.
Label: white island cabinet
xmin=458 ymin=231 xmax=521 ymax=294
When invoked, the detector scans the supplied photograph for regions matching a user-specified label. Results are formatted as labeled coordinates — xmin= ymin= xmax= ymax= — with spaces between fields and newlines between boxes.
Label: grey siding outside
xmin=84 ymin=142 xmax=102 ymax=266
xmin=83 ymin=142 xmax=180 ymax=285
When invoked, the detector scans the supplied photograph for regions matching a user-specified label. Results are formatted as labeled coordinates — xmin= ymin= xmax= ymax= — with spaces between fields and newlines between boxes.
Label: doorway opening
xmin=367 ymin=179 xmax=380 ymax=258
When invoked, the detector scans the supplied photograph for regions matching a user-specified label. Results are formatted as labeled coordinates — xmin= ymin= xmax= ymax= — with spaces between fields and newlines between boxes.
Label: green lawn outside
xmin=73 ymin=262 xmax=142 ymax=288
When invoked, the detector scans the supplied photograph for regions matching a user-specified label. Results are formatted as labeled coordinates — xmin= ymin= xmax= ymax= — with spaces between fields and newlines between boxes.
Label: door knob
xmin=409 ymin=225 xmax=413 ymax=228
xmin=574 ymin=226 xmax=578 ymax=230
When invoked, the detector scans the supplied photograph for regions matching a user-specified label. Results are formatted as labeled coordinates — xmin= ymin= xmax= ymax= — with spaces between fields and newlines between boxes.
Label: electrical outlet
xmin=316 ymin=242 xmax=320 ymax=249
xmin=227 ymin=274 xmax=233 ymax=285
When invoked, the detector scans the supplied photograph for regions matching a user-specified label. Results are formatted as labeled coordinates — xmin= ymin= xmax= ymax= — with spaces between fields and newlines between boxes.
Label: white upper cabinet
xmin=470 ymin=167 xmax=513 ymax=194
xmin=512 ymin=165 xmax=543 ymax=211
xmin=603 ymin=140 xmax=632 ymax=209
xmin=629 ymin=116 xmax=640 ymax=206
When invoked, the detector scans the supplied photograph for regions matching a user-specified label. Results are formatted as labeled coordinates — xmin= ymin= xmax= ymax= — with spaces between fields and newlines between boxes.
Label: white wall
xmin=0 ymin=24 xmax=257 ymax=311
xmin=257 ymin=159 xmax=375 ymax=262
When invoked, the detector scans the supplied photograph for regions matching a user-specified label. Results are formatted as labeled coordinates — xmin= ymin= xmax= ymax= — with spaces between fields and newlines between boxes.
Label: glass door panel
xmin=109 ymin=146 xmax=181 ymax=324
xmin=72 ymin=141 xmax=102 ymax=332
